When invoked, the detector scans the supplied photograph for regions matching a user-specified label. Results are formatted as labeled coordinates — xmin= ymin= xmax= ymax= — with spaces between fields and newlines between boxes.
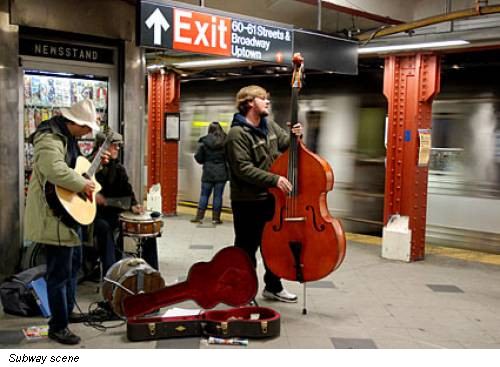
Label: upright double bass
xmin=262 ymin=54 xmax=346 ymax=283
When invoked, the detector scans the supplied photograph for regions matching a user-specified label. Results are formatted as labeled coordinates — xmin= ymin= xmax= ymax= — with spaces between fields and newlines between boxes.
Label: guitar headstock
xmin=100 ymin=124 xmax=113 ymax=141
xmin=94 ymin=124 xmax=115 ymax=150
xmin=87 ymin=124 xmax=114 ymax=174
xmin=291 ymin=53 xmax=305 ymax=90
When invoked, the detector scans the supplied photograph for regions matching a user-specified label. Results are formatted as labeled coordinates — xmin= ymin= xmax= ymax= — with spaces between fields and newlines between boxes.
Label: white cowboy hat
xmin=60 ymin=99 xmax=100 ymax=132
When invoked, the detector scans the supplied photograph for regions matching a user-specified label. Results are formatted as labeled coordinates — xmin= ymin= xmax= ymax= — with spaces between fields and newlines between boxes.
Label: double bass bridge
xmin=272 ymin=208 xmax=306 ymax=231
xmin=284 ymin=216 xmax=306 ymax=222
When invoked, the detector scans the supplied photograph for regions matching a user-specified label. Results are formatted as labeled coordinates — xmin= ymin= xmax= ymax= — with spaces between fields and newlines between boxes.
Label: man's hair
xmin=236 ymin=85 xmax=267 ymax=115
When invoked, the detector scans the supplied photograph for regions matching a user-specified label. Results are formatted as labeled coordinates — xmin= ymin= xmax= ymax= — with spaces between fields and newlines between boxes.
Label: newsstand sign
xmin=139 ymin=0 xmax=293 ymax=64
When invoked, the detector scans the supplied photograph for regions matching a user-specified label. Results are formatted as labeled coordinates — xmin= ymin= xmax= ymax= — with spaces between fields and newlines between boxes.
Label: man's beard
xmin=259 ymin=110 xmax=269 ymax=118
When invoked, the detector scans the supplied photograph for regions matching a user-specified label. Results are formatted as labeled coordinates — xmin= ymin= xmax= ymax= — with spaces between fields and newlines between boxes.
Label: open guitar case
xmin=124 ymin=247 xmax=280 ymax=342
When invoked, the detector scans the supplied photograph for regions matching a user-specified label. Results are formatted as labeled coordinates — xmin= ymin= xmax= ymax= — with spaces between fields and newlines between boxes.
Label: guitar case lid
xmin=122 ymin=247 xmax=259 ymax=318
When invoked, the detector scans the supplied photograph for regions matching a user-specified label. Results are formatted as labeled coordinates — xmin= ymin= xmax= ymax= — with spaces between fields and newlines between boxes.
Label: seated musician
xmin=92 ymin=131 xmax=159 ymax=275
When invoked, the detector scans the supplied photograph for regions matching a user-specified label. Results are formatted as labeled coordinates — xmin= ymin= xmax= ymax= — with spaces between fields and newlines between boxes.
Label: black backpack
xmin=0 ymin=265 xmax=46 ymax=316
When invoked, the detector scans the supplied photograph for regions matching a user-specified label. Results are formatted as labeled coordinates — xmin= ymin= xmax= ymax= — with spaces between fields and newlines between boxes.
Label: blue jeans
xmin=94 ymin=216 xmax=119 ymax=276
xmin=198 ymin=181 xmax=226 ymax=212
xmin=45 ymin=242 xmax=82 ymax=332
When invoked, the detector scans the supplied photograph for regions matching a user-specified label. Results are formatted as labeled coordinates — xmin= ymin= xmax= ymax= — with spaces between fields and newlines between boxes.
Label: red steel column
xmin=147 ymin=71 xmax=180 ymax=215
xmin=147 ymin=72 xmax=162 ymax=188
xmin=383 ymin=53 xmax=440 ymax=261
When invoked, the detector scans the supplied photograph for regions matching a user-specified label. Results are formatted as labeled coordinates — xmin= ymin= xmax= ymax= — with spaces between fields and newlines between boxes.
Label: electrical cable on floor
xmin=73 ymin=299 xmax=126 ymax=332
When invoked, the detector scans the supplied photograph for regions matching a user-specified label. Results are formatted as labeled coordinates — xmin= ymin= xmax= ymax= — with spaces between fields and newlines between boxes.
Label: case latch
xmin=260 ymin=321 xmax=268 ymax=334
xmin=148 ymin=323 xmax=156 ymax=336
xmin=217 ymin=322 xmax=228 ymax=335
xmin=175 ymin=325 xmax=187 ymax=333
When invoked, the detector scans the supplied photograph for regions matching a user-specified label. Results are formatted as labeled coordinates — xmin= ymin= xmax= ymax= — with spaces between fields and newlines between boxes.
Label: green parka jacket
xmin=24 ymin=129 xmax=88 ymax=247
xmin=225 ymin=113 xmax=289 ymax=201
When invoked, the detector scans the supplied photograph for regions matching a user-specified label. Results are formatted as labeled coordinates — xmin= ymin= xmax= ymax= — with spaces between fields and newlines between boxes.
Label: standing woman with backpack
xmin=191 ymin=121 xmax=229 ymax=224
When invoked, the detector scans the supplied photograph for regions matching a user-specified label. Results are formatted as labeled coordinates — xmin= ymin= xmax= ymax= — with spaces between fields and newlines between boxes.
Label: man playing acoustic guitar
xmin=24 ymin=99 xmax=107 ymax=345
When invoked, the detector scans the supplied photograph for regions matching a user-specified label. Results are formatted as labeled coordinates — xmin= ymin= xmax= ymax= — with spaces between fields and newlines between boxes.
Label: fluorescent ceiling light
xmin=173 ymin=58 xmax=246 ymax=68
xmin=147 ymin=64 xmax=164 ymax=70
xmin=49 ymin=72 xmax=75 ymax=76
xmin=358 ymin=40 xmax=469 ymax=54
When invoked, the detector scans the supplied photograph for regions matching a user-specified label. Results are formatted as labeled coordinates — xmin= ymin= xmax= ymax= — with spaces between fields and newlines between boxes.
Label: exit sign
xmin=138 ymin=0 xmax=293 ymax=64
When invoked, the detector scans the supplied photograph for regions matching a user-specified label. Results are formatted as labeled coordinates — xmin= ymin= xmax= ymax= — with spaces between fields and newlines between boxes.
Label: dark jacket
xmin=24 ymin=117 xmax=87 ymax=246
xmin=96 ymin=159 xmax=138 ymax=220
xmin=225 ymin=113 xmax=289 ymax=201
xmin=194 ymin=134 xmax=229 ymax=183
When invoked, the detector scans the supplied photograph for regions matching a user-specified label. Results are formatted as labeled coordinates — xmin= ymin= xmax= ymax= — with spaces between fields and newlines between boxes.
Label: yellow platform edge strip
xmin=177 ymin=204 xmax=500 ymax=266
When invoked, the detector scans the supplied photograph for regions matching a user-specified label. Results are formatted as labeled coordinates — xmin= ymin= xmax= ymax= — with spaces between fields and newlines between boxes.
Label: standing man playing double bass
xmin=225 ymin=85 xmax=302 ymax=303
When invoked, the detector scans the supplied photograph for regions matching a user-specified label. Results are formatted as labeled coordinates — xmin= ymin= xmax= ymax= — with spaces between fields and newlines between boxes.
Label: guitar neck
xmin=123 ymin=281 xmax=191 ymax=317
xmin=87 ymin=139 xmax=110 ymax=177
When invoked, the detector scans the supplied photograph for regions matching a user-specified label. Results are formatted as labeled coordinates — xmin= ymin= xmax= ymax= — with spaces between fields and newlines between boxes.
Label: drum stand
xmin=129 ymin=236 xmax=150 ymax=259
xmin=126 ymin=234 xmax=159 ymax=263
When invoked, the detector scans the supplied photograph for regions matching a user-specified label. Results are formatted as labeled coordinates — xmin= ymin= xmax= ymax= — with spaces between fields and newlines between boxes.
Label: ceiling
xmin=149 ymin=0 xmax=401 ymax=37
xmin=143 ymin=0 xmax=396 ymax=77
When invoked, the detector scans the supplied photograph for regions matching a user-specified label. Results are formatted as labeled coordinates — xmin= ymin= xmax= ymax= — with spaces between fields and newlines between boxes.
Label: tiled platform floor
xmin=1 ymin=210 xmax=500 ymax=349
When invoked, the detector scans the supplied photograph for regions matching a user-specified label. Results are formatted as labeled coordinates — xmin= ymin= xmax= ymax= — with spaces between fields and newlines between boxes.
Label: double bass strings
xmin=286 ymin=133 xmax=298 ymax=218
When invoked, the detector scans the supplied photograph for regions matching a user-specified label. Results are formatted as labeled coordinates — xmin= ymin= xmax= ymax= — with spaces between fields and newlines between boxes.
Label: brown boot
xmin=190 ymin=209 xmax=205 ymax=223
xmin=212 ymin=211 xmax=223 ymax=225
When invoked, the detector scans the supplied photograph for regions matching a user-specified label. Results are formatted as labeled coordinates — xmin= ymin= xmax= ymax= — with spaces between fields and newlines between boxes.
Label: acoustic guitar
xmin=45 ymin=129 xmax=111 ymax=226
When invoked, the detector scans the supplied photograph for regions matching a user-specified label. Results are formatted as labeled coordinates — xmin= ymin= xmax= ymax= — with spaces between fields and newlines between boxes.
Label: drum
xmin=119 ymin=211 xmax=163 ymax=238
xmin=102 ymin=257 xmax=165 ymax=316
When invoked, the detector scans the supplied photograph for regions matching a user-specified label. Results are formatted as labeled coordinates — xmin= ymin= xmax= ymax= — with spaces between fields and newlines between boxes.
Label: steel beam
xmin=147 ymin=71 xmax=180 ymax=215
xmin=383 ymin=53 xmax=440 ymax=261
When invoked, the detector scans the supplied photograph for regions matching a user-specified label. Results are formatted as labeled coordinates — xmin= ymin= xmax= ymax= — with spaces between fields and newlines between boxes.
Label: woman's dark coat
xmin=194 ymin=134 xmax=229 ymax=183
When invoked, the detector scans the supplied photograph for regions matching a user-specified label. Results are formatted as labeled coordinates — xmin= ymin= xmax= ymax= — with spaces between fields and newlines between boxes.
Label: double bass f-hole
xmin=305 ymin=205 xmax=326 ymax=232
xmin=272 ymin=205 xmax=285 ymax=231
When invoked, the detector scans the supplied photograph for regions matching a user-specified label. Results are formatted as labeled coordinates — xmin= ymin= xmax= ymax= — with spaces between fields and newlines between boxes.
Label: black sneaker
xmin=68 ymin=312 xmax=88 ymax=323
xmin=48 ymin=328 xmax=81 ymax=345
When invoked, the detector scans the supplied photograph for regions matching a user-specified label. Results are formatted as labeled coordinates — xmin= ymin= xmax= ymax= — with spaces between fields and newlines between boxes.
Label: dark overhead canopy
xmin=140 ymin=0 xmax=357 ymax=75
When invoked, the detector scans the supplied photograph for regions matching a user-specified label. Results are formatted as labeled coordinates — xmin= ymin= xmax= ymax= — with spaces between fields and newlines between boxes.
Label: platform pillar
xmin=147 ymin=71 xmax=180 ymax=215
xmin=383 ymin=53 xmax=440 ymax=261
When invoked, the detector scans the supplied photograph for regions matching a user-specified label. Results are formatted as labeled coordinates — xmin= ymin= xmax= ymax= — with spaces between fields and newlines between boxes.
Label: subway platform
xmin=1 ymin=208 xmax=500 ymax=349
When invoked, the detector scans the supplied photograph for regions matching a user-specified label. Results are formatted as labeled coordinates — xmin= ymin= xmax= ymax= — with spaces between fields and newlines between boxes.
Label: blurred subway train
xmin=177 ymin=50 xmax=500 ymax=254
